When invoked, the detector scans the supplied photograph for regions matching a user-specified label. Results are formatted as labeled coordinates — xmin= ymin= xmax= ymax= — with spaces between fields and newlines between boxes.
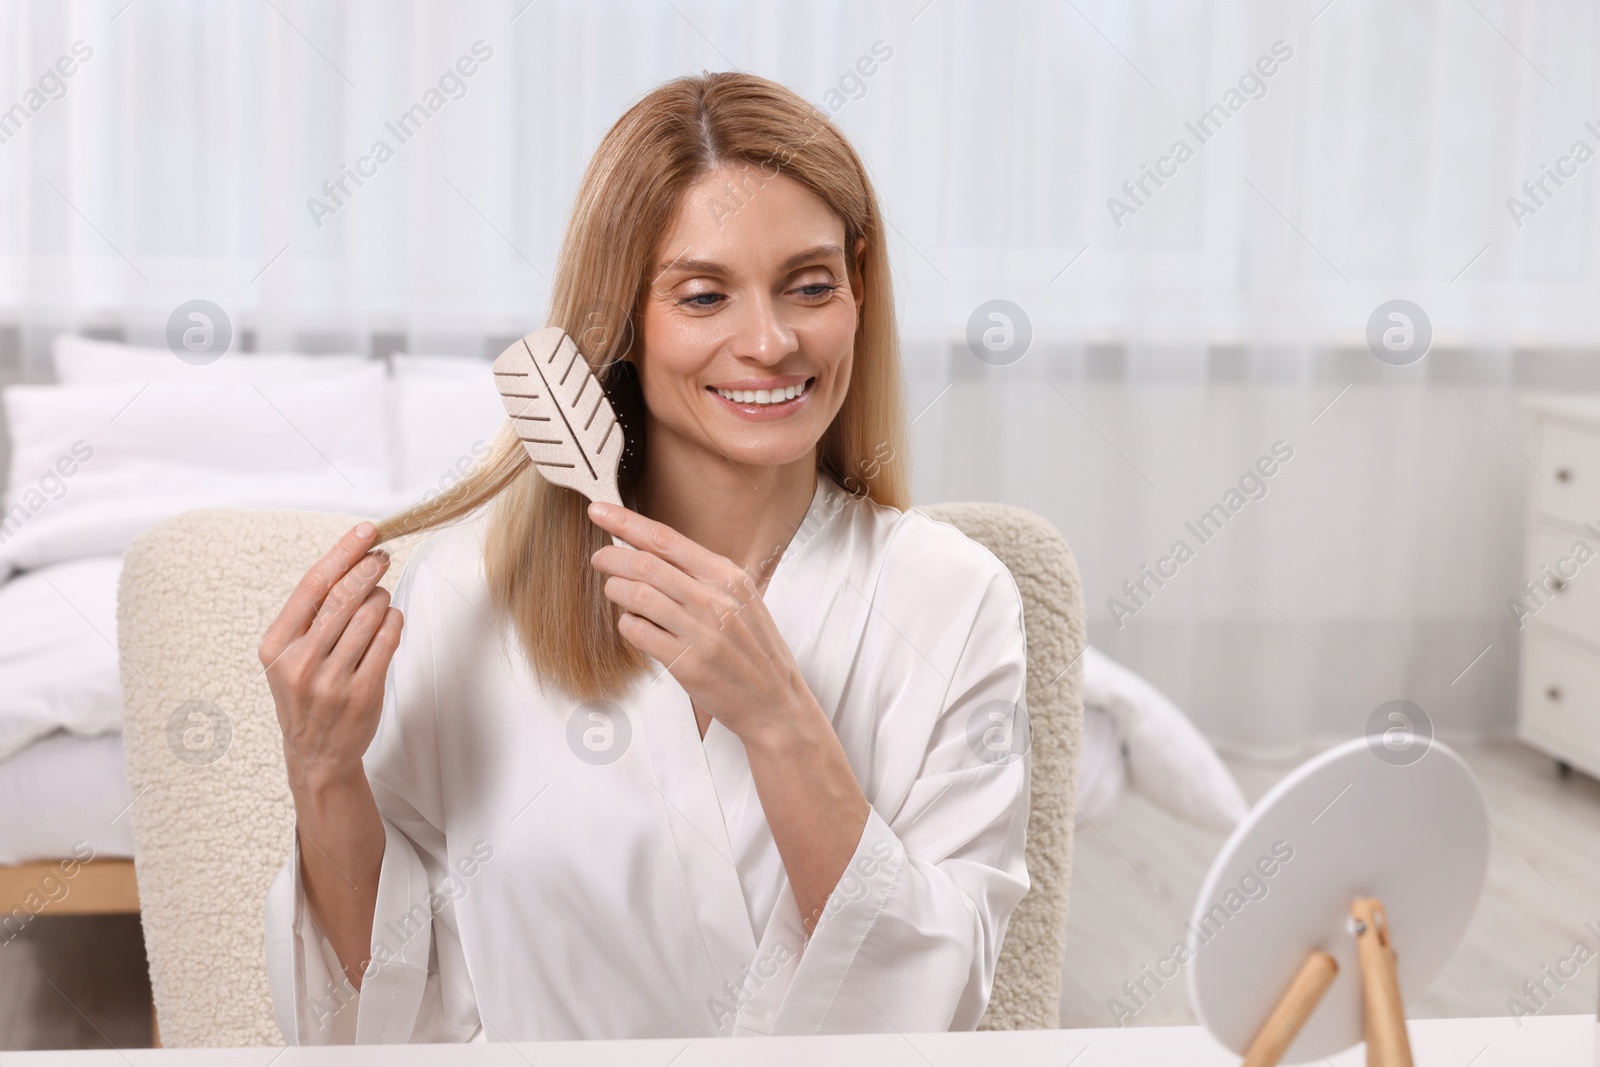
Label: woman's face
xmin=636 ymin=162 xmax=864 ymax=470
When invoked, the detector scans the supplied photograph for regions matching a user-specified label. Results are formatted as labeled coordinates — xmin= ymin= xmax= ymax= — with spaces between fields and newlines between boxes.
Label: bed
xmin=0 ymin=338 xmax=509 ymax=920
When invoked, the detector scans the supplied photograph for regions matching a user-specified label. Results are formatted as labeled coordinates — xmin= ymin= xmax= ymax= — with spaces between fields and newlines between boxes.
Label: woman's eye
xmin=678 ymin=292 xmax=724 ymax=308
xmin=674 ymin=283 xmax=838 ymax=308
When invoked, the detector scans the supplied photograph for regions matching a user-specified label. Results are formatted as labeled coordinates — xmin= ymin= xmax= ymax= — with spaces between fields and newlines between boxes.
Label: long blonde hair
xmin=373 ymin=71 xmax=910 ymax=703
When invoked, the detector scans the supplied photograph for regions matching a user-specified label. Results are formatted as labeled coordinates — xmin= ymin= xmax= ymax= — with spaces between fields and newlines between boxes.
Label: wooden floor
xmin=1 ymin=740 xmax=1595 ymax=1048
xmin=1060 ymin=738 xmax=1600 ymax=1028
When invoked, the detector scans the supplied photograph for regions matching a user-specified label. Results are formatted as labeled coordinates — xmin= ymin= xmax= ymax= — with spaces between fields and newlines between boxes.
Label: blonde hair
xmin=373 ymin=71 xmax=910 ymax=703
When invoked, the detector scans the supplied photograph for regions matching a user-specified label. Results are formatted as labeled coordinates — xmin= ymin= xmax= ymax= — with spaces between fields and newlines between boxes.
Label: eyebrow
xmin=654 ymin=243 xmax=846 ymax=280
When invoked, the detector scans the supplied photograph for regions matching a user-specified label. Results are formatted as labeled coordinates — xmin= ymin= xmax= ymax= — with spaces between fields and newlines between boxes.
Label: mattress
xmin=0 ymin=729 xmax=136 ymax=865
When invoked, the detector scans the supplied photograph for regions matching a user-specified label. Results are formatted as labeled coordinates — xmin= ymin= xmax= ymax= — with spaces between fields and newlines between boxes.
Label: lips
xmin=706 ymin=376 xmax=816 ymax=419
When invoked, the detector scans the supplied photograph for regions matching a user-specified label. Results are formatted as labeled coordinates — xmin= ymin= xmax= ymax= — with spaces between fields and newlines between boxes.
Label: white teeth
xmin=715 ymin=379 xmax=809 ymax=405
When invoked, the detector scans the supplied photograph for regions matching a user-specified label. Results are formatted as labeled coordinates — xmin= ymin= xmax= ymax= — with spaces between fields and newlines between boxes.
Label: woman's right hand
xmin=260 ymin=521 xmax=403 ymax=797
xmin=260 ymin=521 xmax=398 ymax=992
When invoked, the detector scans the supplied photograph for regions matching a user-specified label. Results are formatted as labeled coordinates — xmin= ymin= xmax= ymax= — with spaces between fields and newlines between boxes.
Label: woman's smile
xmin=706 ymin=375 xmax=816 ymax=419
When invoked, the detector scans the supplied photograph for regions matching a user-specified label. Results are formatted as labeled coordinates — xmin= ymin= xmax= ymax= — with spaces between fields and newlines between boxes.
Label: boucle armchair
xmin=115 ymin=501 xmax=1084 ymax=1046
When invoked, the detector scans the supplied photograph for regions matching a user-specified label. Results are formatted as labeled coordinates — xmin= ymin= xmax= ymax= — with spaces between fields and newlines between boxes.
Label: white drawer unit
xmin=1519 ymin=631 xmax=1600 ymax=776
xmin=1535 ymin=420 xmax=1600 ymax=525
xmin=1518 ymin=396 xmax=1600 ymax=779
xmin=1525 ymin=525 xmax=1600 ymax=637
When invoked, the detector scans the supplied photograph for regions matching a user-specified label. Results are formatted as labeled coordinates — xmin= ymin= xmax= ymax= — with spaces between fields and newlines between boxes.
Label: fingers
xmin=352 ymin=606 xmax=404 ymax=687
xmin=589 ymin=533 xmax=755 ymax=609
xmin=594 ymin=548 xmax=758 ymax=638
xmin=302 ymin=548 xmax=390 ymax=661
xmin=585 ymin=504 xmax=769 ymax=656
xmin=615 ymin=609 xmax=676 ymax=663
xmin=262 ymin=523 xmax=383 ymax=662
xmin=587 ymin=502 xmax=724 ymax=581
xmin=590 ymin=542 xmax=705 ymax=606
xmin=600 ymin=573 xmax=697 ymax=638
xmin=327 ymin=585 xmax=392 ymax=676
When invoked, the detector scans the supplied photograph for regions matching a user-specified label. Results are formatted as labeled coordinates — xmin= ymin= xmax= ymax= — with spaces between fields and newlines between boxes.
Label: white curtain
xmin=2 ymin=0 xmax=1596 ymax=753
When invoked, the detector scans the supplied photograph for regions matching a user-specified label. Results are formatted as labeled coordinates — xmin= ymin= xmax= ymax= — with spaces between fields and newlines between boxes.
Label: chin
xmin=712 ymin=434 xmax=821 ymax=469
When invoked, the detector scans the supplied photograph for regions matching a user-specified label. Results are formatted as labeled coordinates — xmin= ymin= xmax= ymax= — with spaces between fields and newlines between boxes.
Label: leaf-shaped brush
xmin=492 ymin=327 xmax=629 ymax=544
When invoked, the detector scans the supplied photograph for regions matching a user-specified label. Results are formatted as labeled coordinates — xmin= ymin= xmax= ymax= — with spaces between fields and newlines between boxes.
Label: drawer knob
xmin=1547 ymin=685 xmax=1564 ymax=702
xmin=1555 ymin=467 xmax=1573 ymax=483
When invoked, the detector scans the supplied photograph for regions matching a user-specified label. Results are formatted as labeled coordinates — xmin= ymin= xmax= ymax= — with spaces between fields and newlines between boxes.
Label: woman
xmin=261 ymin=71 xmax=1031 ymax=1043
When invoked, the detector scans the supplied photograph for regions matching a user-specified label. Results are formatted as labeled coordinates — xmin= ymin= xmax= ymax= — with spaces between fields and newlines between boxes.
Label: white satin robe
xmin=264 ymin=470 xmax=1032 ymax=1043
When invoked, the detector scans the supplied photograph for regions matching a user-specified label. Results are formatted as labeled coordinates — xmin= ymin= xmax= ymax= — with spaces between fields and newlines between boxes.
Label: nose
xmin=728 ymin=290 xmax=798 ymax=366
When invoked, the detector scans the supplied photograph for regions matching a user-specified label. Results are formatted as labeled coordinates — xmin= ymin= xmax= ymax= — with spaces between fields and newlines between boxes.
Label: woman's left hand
xmin=586 ymin=500 xmax=814 ymax=744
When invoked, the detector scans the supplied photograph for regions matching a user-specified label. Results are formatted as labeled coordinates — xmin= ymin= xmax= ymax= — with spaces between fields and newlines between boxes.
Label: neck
xmin=633 ymin=426 xmax=819 ymax=587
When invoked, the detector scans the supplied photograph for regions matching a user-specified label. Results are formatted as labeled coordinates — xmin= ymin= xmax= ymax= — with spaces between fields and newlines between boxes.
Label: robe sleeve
xmin=763 ymin=557 xmax=1033 ymax=1035
xmin=264 ymin=538 xmax=485 ymax=1044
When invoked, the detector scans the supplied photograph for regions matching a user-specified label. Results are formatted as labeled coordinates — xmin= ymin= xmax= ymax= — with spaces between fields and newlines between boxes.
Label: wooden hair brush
xmin=491 ymin=327 xmax=629 ymax=543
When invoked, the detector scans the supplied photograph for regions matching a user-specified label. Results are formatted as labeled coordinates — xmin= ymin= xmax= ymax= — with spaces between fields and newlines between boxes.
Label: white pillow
xmin=3 ymin=364 xmax=393 ymax=519
xmin=389 ymin=354 xmax=506 ymax=497
xmin=1080 ymin=645 xmax=1250 ymax=833
xmin=52 ymin=333 xmax=371 ymax=384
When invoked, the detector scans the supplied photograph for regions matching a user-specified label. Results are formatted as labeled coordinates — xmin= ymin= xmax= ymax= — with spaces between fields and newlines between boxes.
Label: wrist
xmin=289 ymin=762 xmax=371 ymax=813
xmin=739 ymin=691 xmax=832 ymax=761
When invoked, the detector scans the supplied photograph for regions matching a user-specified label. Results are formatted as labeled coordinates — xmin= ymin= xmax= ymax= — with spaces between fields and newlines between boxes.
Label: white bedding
xmin=0 ymin=551 xmax=137 ymax=862
xmin=1073 ymin=704 xmax=1127 ymax=827
xmin=0 ymin=730 xmax=135 ymax=864
xmin=1079 ymin=645 xmax=1249 ymax=833
xmin=0 ymin=556 xmax=125 ymax=762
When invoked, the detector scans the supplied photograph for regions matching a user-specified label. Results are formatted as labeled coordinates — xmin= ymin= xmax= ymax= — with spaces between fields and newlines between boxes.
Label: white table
xmin=4 ymin=1015 xmax=1592 ymax=1065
